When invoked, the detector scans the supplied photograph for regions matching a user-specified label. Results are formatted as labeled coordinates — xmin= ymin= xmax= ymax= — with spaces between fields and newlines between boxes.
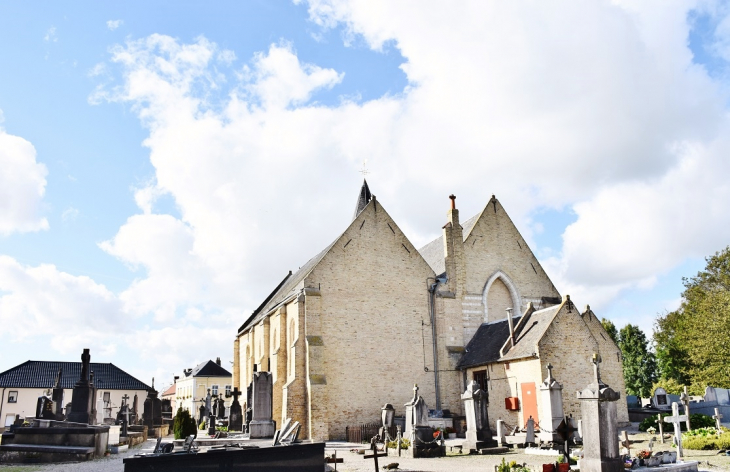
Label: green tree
xmin=654 ymin=247 xmax=730 ymax=394
xmin=601 ymin=318 xmax=619 ymax=344
xmin=173 ymin=407 xmax=198 ymax=440
xmin=618 ymin=324 xmax=657 ymax=398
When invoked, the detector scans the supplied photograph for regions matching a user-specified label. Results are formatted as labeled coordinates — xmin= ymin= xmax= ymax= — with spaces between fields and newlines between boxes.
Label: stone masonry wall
xmin=537 ymin=302 xmax=601 ymax=421
xmin=579 ymin=307 xmax=630 ymax=424
xmin=463 ymin=197 xmax=561 ymax=331
xmin=304 ymin=199 xmax=438 ymax=440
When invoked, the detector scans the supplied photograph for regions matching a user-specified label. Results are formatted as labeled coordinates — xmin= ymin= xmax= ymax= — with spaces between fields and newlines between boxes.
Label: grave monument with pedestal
xmin=405 ymin=384 xmax=444 ymax=458
xmin=539 ymin=363 xmax=564 ymax=443
xmin=462 ymin=380 xmax=497 ymax=452
xmin=576 ymin=354 xmax=622 ymax=472
xmin=67 ymin=349 xmax=96 ymax=424
xmin=249 ymin=371 xmax=276 ymax=438
xmin=228 ymin=388 xmax=243 ymax=431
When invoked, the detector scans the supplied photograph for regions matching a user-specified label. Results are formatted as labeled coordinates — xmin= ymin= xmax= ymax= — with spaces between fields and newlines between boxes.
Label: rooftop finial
xmin=353 ymin=180 xmax=372 ymax=220
xmin=449 ymin=194 xmax=456 ymax=210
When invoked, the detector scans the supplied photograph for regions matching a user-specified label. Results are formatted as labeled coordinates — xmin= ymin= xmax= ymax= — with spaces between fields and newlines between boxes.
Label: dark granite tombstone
xmin=245 ymin=382 xmax=253 ymax=433
xmin=132 ymin=394 xmax=139 ymax=424
xmin=228 ymin=388 xmax=243 ymax=431
xmin=36 ymin=396 xmax=55 ymax=420
xmin=143 ymin=379 xmax=163 ymax=429
xmin=67 ymin=348 xmax=95 ymax=424
xmin=198 ymin=404 xmax=206 ymax=426
xmin=161 ymin=398 xmax=172 ymax=420
xmin=52 ymin=367 xmax=65 ymax=420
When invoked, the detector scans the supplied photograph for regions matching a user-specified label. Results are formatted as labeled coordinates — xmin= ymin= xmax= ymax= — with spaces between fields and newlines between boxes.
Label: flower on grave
xmin=636 ymin=450 xmax=651 ymax=459
xmin=646 ymin=426 xmax=656 ymax=434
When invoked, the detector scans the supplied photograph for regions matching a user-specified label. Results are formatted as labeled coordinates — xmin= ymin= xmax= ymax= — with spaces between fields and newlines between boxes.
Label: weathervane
xmin=359 ymin=159 xmax=370 ymax=177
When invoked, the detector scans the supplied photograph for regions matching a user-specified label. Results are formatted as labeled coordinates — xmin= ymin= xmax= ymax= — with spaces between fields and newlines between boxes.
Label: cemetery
xmin=4 ymin=347 xmax=730 ymax=470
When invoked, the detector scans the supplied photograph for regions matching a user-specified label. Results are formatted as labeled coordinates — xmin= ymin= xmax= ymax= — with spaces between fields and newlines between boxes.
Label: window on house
xmin=8 ymin=391 xmax=18 ymax=403
xmin=212 ymin=385 xmax=219 ymax=396
xmin=103 ymin=392 xmax=111 ymax=403
xmin=225 ymin=385 xmax=231 ymax=396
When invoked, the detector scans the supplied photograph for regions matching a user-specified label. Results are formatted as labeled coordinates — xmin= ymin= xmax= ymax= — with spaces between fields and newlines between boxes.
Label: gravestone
xmin=198 ymin=404 xmax=206 ymax=426
xmin=626 ymin=395 xmax=640 ymax=409
xmin=664 ymin=402 xmax=687 ymax=459
xmin=652 ymin=387 xmax=670 ymax=410
xmin=228 ymin=388 xmax=243 ymax=431
xmin=496 ymin=419 xmax=506 ymax=446
xmin=705 ymin=386 xmax=718 ymax=404
xmin=67 ymin=348 xmax=96 ymax=424
xmin=52 ymin=367 xmax=65 ymax=420
xmin=36 ymin=396 xmax=55 ymax=420
xmin=461 ymin=380 xmax=494 ymax=452
xmin=716 ymin=388 xmax=730 ymax=406
xmin=539 ymin=363 xmax=564 ymax=443
xmin=525 ymin=416 xmax=535 ymax=444
xmin=713 ymin=408 xmax=723 ymax=433
xmin=143 ymin=378 xmax=162 ymax=429
xmin=404 ymin=384 xmax=443 ymax=458
xmin=249 ymin=371 xmax=275 ymax=438
xmin=161 ymin=399 xmax=172 ymax=420
xmin=132 ymin=394 xmax=139 ymax=425
xmin=576 ymin=354 xmax=622 ymax=472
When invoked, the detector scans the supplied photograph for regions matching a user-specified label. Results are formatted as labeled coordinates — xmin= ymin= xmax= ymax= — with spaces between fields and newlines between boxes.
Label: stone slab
xmin=631 ymin=461 xmax=698 ymax=472
xmin=123 ymin=441 xmax=325 ymax=472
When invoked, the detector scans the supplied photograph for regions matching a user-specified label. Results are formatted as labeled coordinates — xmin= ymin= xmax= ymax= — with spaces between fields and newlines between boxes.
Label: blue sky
xmin=1 ymin=1 xmax=729 ymax=386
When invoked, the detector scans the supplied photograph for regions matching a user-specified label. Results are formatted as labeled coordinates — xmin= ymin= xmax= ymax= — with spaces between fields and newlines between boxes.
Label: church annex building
xmin=233 ymin=182 xmax=629 ymax=440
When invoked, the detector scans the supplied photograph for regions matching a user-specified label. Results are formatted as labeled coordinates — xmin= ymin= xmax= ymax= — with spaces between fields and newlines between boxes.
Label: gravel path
xmin=1 ymin=429 xmax=729 ymax=472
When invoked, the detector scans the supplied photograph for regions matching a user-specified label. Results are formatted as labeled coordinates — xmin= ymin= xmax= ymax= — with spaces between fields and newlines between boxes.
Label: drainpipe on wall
xmin=428 ymin=275 xmax=448 ymax=411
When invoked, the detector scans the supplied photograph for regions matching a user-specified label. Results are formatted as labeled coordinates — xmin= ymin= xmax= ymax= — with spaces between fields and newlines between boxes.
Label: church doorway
xmin=520 ymin=382 xmax=538 ymax=429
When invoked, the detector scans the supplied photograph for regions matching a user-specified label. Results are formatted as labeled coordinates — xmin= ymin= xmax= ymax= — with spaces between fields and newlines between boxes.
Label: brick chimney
xmin=443 ymin=194 xmax=465 ymax=295
xmin=216 ymin=357 xmax=221 ymax=366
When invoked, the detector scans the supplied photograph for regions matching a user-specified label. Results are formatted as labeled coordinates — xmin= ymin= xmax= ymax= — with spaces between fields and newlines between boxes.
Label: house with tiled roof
xmin=174 ymin=358 xmax=231 ymax=419
xmin=232 ymin=182 xmax=629 ymax=441
xmin=0 ymin=360 xmax=149 ymax=431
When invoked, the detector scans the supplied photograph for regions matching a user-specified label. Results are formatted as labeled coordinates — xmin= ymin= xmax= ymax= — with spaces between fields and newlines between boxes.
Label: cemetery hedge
xmin=638 ymin=413 xmax=715 ymax=432
xmin=683 ymin=429 xmax=730 ymax=450
xmin=173 ymin=407 xmax=198 ymax=439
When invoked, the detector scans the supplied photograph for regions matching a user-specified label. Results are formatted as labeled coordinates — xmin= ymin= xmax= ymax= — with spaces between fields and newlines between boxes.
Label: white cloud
xmin=44 ymin=26 xmax=57 ymax=42
xmin=82 ymin=1 xmax=730 ymax=348
xmin=0 ymin=123 xmax=49 ymax=235
xmin=61 ymin=207 xmax=79 ymax=222
xmin=107 ymin=20 xmax=124 ymax=31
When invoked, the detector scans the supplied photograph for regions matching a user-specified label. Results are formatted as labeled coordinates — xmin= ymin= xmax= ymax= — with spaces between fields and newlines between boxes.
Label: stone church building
xmin=233 ymin=182 xmax=628 ymax=440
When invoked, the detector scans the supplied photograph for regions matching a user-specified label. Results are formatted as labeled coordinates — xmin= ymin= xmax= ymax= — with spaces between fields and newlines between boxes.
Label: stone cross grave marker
xmin=621 ymin=430 xmax=631 ymax=456
xmin=121 ymin=394 xmax=131 ymax=436
xmin=680 ymin=386 xmax=691 ymax=431
xmin=663 ymin=402 xmax=687 ymax=459
xmin=556 ymin=417 xmax=578 ymax=462
xmin=658 ymin=413 xmax=665 ymax=443
xmin=364 ymin=436 xmax=387 ymax=472
xmin=714 ymin=408 xmax=723 ymax=434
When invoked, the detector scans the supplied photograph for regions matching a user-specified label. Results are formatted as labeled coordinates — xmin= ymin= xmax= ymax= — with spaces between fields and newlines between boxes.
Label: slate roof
xmin=238 ymin=241 xmax=335 ymax=333
xmin=353 ymin=180 xmax=372 ymax=220
xmin=191 ymin=360 xmax=231 ymax=378
xmin=457 ymin=317 xmax=521 ymax=368
xmin=500 ymin=304 xmax=561 ymax=361
xmin=0 ymin=361 xmax=150 ymax=390
xmin=418 ymin=212 xmax=479 ymax=275
xmin=458 ymin=303 xmax=565 ymax=367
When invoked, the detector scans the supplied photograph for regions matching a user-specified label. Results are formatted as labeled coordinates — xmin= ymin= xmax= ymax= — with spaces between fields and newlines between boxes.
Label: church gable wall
xmin=579 ymin=309 xmax=630 ymax=424
xmin=303 ymin=200 xmax=438 ymax=440
xmin=537 ymin=304 xmax=600 ymax=420
xmin=463 ymin=199 xmax=561 ymax=325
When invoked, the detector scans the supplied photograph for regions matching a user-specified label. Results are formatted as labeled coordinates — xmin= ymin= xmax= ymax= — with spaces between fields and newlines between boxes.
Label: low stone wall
xmin=0 ymin=424 xmax=109 ymax=463
xmin=146 ymin=424 xmax=170 ymax=438
xmin=128 ymin=425 xmax=148 ymax=441
xmin=121 ymin=432 xmax=146 ymax=447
